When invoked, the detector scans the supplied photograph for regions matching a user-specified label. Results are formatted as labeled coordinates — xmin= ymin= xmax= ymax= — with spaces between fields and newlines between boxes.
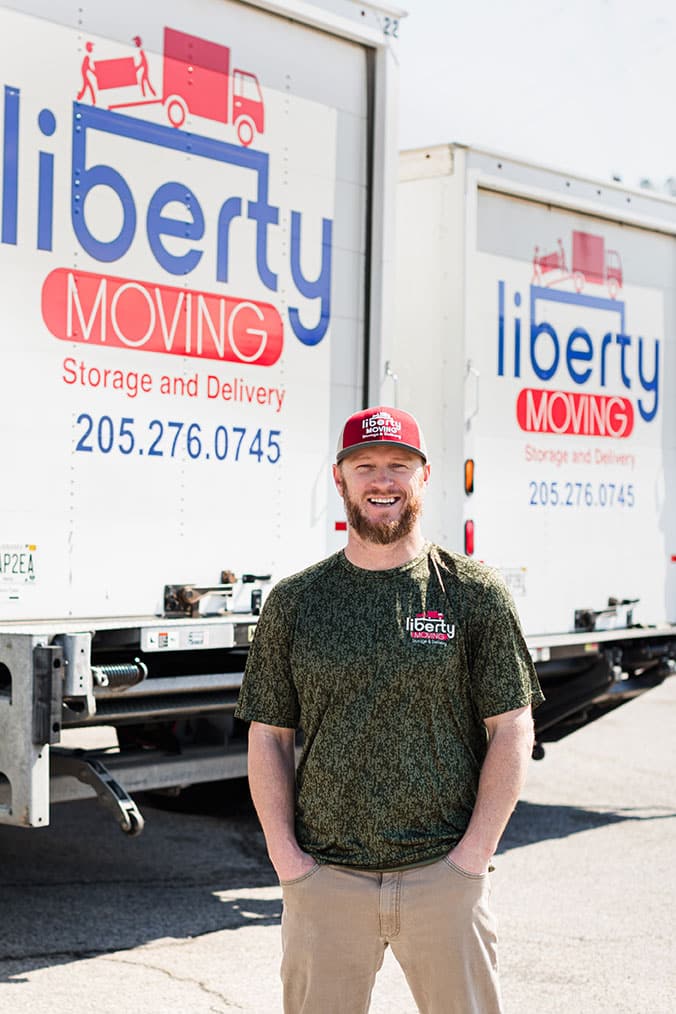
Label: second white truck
xmin=394 ymin=144 xmax=676 ymax=749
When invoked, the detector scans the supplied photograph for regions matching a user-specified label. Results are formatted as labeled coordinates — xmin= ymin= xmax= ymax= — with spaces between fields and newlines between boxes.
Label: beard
xmin=342 ymin=487 xmax=423 ymax=545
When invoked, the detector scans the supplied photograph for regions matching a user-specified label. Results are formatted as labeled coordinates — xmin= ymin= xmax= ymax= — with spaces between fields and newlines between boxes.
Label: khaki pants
xmin=280 ymin=857 xmax=501 ymax=1014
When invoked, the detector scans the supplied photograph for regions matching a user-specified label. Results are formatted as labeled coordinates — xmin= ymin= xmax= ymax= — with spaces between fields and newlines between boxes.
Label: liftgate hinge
xmin=164 ymin=571 xmax=271 ymax=617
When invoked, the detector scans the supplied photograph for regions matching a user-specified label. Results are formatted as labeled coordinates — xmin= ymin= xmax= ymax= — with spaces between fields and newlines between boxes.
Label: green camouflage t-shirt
xmin=235 ymin=542 xmax=544 ymax=869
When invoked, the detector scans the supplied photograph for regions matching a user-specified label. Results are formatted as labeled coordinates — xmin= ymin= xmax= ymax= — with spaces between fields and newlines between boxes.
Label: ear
xmin=422 ymin=463 xmax=431 ymax=485
xmin=332 ymin=463 xmax=343 ymax=495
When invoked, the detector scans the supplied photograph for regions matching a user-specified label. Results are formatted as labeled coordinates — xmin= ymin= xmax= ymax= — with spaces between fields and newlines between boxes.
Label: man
xmin=235 ymin=405 xmax=544 ymax=1014
xmin=76 ymin=41 xmax=97 ymax=105
xmin=132 ymin=36 xmax=157 ymax=98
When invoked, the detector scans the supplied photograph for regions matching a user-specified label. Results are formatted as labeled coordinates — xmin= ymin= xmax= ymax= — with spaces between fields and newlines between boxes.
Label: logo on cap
xmin=362 ymin=411 xmax=402 ymax=440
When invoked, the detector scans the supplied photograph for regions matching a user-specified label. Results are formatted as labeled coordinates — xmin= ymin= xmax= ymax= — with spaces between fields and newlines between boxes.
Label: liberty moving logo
xmin=406 ymin=611 xmax=456 ymax=643
xmin=362 ymin=410 xmax=402 ymax=440
xmin=497 ymin=230 xmax=660 ymax=437
xmin=2 ymin=24 xmax=332 ymax=368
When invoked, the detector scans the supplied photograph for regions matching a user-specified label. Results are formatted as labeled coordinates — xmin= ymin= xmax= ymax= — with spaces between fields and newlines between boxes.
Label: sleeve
xmin=466 ymin=571 xmax=545 ymax=719
xmin=234 ymin=582 xmax=300 ymax=728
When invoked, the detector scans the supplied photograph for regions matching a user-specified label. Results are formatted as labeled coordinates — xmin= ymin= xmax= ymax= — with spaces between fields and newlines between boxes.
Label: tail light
xmin=464 ymin=458 xmax=474 ymax=495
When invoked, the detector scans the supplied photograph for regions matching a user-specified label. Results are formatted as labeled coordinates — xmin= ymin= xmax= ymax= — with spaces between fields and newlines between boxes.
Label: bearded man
xmin=235 ymin=405 xmax=543 ymax=1014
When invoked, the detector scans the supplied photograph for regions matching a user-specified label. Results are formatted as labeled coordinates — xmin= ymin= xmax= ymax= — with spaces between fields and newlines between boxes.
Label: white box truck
xmin=0 ymin=0 xmax=404 ymax=833
xmin=395 ymin=144 xmax=676 ymax=752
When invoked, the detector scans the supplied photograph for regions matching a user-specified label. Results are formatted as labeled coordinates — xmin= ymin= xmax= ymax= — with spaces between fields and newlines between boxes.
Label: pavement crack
xmin=101 ymin=954 xmax=245 ymax=1009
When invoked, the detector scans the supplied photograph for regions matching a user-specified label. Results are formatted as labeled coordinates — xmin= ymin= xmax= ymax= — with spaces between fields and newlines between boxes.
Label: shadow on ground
xmin=1 ymin=778 xmax=673 ymax=984
xmin=0 ymin=778 xmax=280 ymax=983
xmin=499 ymin=798 xmax=675 ymax=853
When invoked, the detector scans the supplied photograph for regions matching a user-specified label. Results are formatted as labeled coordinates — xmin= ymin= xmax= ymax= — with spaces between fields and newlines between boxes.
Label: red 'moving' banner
xmin=516 ymin=387 xmax=634 ymax=438
xmin=41 ymin=268 xmax=284 ymax=366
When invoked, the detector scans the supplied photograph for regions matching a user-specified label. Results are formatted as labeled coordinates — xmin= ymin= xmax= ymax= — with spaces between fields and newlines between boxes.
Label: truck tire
xmin=236 ymin=117 xmax=255 ymax=147
xmin=164 ymin=94 xmax=188 ymax=129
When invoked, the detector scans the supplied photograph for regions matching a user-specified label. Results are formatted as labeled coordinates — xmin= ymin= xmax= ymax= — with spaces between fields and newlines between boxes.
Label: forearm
xmin=452 ymin=709 xmax=534 ymax=871
xmin=248 ymin=723 xmax=298 ymax=858
xmin=247 ymin=722 xmax=314 ymax=878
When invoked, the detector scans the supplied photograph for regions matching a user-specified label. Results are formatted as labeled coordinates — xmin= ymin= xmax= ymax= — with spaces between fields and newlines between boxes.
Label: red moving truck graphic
xmin=532 ymin=230 xmax=623 ymax=298
xmin=80 ymin=27 xmax=265 ymax=145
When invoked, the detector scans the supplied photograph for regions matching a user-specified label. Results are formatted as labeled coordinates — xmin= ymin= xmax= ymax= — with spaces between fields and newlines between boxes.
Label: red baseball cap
xmin=335 ymin=406 xmax=428 ymax=463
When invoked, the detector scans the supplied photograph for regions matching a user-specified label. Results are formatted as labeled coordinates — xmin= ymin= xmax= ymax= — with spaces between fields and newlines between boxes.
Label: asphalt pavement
xmin=0 ymin=677 xmax=675 ymax=1013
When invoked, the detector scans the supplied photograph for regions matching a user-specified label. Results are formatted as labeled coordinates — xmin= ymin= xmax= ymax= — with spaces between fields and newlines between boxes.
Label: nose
xmin=368 ymin=467 xmax=397 ymax=487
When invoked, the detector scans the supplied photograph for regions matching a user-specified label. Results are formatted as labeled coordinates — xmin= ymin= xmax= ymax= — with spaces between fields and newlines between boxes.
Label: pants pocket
xmin=280 ymin=863 xmax=322 ymax=887
xmin=442 ymin=856 xmax=488 ymax=881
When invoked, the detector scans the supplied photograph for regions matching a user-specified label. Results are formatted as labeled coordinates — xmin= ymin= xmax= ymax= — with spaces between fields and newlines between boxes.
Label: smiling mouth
xmin=367 ymin=496 xmax=399 ymax=506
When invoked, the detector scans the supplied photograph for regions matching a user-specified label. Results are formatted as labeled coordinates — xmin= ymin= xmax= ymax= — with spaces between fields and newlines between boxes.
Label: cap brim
xmin=336 ymin=439 xmax=427 ymax=464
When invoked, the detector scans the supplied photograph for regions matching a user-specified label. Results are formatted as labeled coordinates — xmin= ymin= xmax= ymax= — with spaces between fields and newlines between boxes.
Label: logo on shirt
xmin=405 ymin=611 xmax=455 ymax=644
